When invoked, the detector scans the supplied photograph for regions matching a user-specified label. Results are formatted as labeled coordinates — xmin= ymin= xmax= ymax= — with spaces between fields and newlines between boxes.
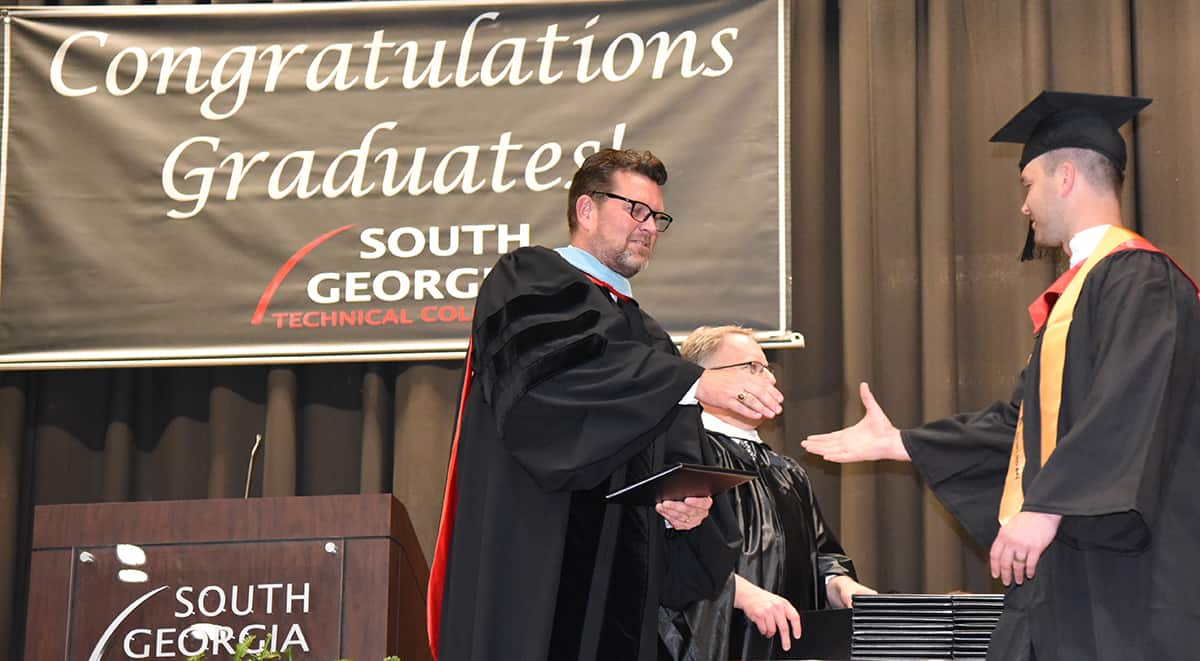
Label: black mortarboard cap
xmin=990 ymin=90 xmax=1151 ymax=172
xmin=990 ymin=91 xmax=1151 ymax=260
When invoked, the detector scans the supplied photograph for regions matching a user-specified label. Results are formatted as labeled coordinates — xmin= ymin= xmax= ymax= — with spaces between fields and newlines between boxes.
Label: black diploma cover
xmin=604 ymin=463 xmax=756 ymax=505
xmin=743 ymin=607 xmax=852 ymax=660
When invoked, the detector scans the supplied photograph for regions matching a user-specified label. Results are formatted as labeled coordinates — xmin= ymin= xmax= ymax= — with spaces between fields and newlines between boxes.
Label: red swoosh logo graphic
xmin=250 ymin=224 xmax=356 ymax=325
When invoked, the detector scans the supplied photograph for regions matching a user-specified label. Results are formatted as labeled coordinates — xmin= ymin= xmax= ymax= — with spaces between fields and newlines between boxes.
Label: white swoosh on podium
xmin=88 ymin=585 xmax=169 ymax=661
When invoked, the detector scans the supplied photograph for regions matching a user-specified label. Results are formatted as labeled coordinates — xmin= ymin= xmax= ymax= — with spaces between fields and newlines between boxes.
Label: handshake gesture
xmin=801 ymin=382 xmax=910 ymax=462
xmin=805 ymin=382 xmax=1062 ymax=587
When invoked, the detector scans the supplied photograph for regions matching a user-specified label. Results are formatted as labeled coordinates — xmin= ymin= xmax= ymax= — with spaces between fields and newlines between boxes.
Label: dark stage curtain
xmin=3 ymin=1 xmax=1198 ymax=658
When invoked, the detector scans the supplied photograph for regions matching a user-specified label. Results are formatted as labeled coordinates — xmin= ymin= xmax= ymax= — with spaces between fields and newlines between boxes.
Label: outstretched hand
xmin=801 ymin=382 xmax=909 ymax=462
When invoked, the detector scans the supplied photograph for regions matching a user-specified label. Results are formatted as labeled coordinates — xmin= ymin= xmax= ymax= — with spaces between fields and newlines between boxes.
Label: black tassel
xmin=1019 ymin=222 xmax=1036 ymax=262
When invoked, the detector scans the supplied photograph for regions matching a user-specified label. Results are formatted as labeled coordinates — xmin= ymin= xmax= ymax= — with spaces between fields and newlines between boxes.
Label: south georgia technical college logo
xmin=89 ymin=582 xmax=314 ymax=660
xmin=249 ymin=222 xmax=530 ymax=331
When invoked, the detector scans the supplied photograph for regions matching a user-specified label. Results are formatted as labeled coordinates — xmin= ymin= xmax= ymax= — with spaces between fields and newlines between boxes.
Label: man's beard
xmin=610 ymin=245 xmax=651 ymax=277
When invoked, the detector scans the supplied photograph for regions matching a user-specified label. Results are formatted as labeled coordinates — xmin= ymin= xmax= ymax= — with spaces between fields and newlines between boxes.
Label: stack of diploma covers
xmin=850 ymin=593 xmax=1003 ymax=660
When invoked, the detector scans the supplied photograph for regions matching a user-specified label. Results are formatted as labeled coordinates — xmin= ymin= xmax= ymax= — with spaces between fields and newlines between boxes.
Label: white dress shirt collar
xmin=1067 ymin=224 xmax=1114 ymax=269
xmin=701 ymin=411 xmax=763 ymax=444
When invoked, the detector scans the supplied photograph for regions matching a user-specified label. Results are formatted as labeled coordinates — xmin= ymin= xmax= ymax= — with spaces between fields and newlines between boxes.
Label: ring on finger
xmin=736 ymin=392 xmax=747 ymax=402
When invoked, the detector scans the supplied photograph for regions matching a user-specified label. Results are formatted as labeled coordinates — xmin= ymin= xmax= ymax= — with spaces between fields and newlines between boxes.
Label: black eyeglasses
xmin=710 ymin=361 xmax=773 ymax=377
xmin=588 ymin=191 xmax=674 ymax=232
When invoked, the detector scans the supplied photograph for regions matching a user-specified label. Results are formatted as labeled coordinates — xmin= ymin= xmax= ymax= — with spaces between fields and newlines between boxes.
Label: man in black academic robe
xmin=803 ymin=93 xmax=1200 ymax=660
xmin=661 ymin=326 xmax=875 ymax=661
xmin=427 ymin=149 xmax=786 ymax=661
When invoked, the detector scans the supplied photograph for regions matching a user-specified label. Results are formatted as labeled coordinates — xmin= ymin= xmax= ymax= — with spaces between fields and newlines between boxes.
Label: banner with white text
xmin=0 ymin=0 xmax=789 ymax=367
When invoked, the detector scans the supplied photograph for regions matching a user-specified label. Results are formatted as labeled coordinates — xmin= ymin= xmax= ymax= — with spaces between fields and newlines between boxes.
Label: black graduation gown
xmin=435 ymin=246 xmax=740 ymax=661
xmin=660 ymin=429 xmax=856 ymax=661
xmin=903 ymin=250 xmax=1200 ymax=661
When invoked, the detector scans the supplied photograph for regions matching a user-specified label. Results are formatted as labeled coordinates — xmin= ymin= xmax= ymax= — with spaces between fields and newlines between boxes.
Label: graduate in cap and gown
xmin=803 ymin=91 xmax=1200 ymax=661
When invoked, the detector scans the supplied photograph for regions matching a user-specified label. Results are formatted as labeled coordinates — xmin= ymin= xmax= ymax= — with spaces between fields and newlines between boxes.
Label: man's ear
xmin=1057 ymin=160 xmax=1077 ymax=196
xmin=575 ymin=194 xmax=596 ymax=232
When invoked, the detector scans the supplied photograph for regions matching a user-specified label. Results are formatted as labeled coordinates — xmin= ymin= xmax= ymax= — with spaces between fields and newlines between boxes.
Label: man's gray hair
xmin=681 ymin=325 xmax=756 ymax=367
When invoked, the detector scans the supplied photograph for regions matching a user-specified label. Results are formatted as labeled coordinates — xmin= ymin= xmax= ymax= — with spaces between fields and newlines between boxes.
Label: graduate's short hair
xmin=1039 ymin=147 xmax=1124 ymax=196
xmin=567 ymin=148 xmax=668 ymax=234
xmin=681 ymin=325 xmax=756 ymax=367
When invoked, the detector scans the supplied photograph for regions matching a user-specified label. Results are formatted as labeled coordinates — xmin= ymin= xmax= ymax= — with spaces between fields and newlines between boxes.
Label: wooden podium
xmin=24 ymin=494 xmax=432 ymax=661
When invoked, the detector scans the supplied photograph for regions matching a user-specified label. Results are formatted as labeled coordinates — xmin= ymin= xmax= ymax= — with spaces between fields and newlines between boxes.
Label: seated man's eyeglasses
xmin=588 ymin=191 xmax=674 ymax=232
xmin=710 ymin=361 xmax=773 ymax=377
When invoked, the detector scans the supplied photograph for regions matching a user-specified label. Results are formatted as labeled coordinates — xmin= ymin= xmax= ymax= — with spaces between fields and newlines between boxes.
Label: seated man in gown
xmin=660 ymin=325 xmax=877 ymax=660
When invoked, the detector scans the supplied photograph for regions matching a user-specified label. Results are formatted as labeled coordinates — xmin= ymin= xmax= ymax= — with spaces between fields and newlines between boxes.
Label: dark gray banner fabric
xmin=0 ymin=1 xmax=788 ymax=367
